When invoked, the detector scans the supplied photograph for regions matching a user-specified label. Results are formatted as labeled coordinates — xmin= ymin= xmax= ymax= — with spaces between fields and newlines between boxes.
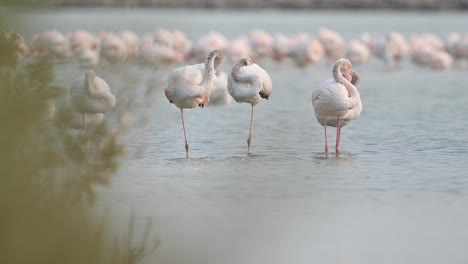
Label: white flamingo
xmin=227 ymin=57 xmax=272 ymax=154
xmin=209 ymin=71 xmax=231 ymax=105
xmin=118 ymin=30 xmax=140 ymax=60
xmin=70 ymin=70 xmax=116 ymax=133
xmin=226 ymin=36 xmax=253 ymax=63
xmin=100 ymin=32 xmax=128 ymax=64
xmin=271 ymin=33 xmax=290 ymax=62
xmin=318 ymin=28 xmax=346 ymax=61
xmin=190 ymin=31 xmax=228 ymax=62
xmin=77 ymin=49 xmax=100 ymax=69
xmin=30 ymin=30 xmax=71 ymax=59
xmin=165 ymin=49 xmax=224 ymax=158
xmin=312 ymin=58 xmax=362 ymax=157
xmin=289 ymin=33 xmax=324 ymax=67
xmin=68 ymin=30 xmax=99 ymax=55
xmin=346 ymin=39 xmax=371 ymax=65
xmin=248 ymin=29 xmax=273 ymax=59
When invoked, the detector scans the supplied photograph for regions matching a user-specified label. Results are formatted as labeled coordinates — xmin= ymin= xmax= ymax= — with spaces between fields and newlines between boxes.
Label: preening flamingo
xmin=165 ymin=49 xmax=224 ymax=158
xmin=209 ymin=71 xmax=231 ymax=105
xmin=227 ymin=57 xmax=272 ymax=154
xmin=70 ymin=70 xmax=116 ymax=133
xmin=312 ymin=58 xmax=362 ymax=157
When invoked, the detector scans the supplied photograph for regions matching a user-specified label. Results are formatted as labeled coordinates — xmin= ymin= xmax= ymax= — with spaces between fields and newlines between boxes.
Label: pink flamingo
xmin=312 ymin=59 xmax=362 ymax=157
xmin=165 ymin=50 xmax=224 ymax=158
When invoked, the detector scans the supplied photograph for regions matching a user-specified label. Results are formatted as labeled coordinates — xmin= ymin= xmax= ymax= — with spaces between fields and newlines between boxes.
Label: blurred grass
xmin=0 ymin=20 xmax=157 ymax=264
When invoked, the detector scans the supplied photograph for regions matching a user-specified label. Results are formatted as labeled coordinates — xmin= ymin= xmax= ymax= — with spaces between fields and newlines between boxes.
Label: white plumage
xmin=165 ymin=49 xmax=224 ymax=157
xmin=227 ymin=57 xmax=272 ymax=153
xmin=166 ymin=63 xmax=215 ymax=109
xmin=70 ymin=70 xmax=115 ymax=131
xmin=209 ymin=71 xmax=231 ymax=105
xmin=312 ymin=58 xmax=362 ymax=156
xmin=227 ymin=59 xmax=272 ymax=105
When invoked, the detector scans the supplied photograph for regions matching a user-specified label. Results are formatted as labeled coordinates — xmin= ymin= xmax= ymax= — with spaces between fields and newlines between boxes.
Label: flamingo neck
xmin=231 ymin=60 xmax=247 ymax=83
xmin=85 ymin=70 xmax=96 ymax=96
xmin=201 ymin=50 xmax=223 ymax=90
xmin=332 ymin=62 xmax=360 ymax=99
xmin=231 ymin=59 xmax=261 ymax=87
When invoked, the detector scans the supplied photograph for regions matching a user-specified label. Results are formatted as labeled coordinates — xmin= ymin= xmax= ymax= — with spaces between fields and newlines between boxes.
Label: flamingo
xmin=318 ymin=28 xmax=346 ymax=61
xmin=70 ymin=70 xmax=116 ymax=133
xmin=190 ymin=31 xmax=228 ymax=62
xmin=227 ymin=57 xmax=272 ymax=154
xmin=248 ymin=29 xmax=273 ymax=59
xmin=165 ymin=49 xmax=224 ymax=158
xmin=30 ymin=30 xmax=71 ymax=60
xmin=77 ymin=49 xmax=100 ymax=69
xmin=68 ymin=30 xmax=99 ymax=56
xmin=209 ymin=71 xmax=231 ymax=105
xmin=346 ymin=39 xmax=371 ymax=65
xmin=100 ymin=32 xmax=128 ymax=64
xmin=289 ymin=33 xmax=324 ymax=67
xmin=312 ymin=58 xmax=362 ymax=157
xmin=271 ymin=33 xmax=290 ymax=62
xmin=226 ymin=36 xmax=253 ymax=63
xmin=118 ymin=30 xmax=141 ymax=61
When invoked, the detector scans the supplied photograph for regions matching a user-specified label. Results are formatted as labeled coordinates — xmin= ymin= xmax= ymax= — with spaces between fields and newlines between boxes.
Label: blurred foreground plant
xmin=0 ymin=31 xmax=157 ymax=263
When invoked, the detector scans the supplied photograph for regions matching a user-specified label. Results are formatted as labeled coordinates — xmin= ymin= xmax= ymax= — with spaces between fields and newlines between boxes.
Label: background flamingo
xmin=209 ymin=71 xmax=231 ymax=105
xmin=69 ymin=70 xmax=116 ymax=133
xmin=289 ymin=33 xmax=324 ymax=67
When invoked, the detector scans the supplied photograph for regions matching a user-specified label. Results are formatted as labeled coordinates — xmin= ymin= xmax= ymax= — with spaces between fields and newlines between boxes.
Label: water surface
xmin=7 ymin=9 xmax=468 ymax=264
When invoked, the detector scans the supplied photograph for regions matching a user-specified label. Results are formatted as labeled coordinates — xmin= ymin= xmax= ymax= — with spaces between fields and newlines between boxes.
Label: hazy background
xmin=3 ymin=0 xmax=468 ymax=9
xmin=1 ymin=1 xmax=468 ymax=264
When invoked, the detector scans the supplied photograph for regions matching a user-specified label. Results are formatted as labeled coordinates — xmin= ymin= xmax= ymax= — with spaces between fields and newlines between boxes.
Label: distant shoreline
xmin=3 ymin=0 xmax=468 ymax=10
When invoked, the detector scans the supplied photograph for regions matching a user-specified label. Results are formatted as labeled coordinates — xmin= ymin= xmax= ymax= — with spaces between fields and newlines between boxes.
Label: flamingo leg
xmin=335 ymin=117 xmax=341 ymax=157
xmin=323 ymin=117 xmax=328 ymax=157
xmin=181 ymin=109 xmax=189 ymax=158
xmin=247 ymin=105 xmax=255 ymax=154
xmin=82 ymin=113 xmax=86 ymax=136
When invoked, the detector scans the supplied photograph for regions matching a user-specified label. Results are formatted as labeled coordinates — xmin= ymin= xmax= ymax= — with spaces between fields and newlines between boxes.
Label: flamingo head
xmin=336 ymin=58 xmax=353 ymax=82
xmin=241 ymin=57 xmax=253 ymax=66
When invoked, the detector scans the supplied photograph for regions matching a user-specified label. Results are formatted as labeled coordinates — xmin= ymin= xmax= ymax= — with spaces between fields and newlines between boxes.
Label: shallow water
xmin=7 ymin=8 xmax=468 ymax=264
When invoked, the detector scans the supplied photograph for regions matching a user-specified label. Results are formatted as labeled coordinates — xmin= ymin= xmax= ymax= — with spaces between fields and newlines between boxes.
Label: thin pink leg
xmin=82 ymin=113 xmax=86 ymax=136
xmin=181 ymin=109 xmax=189 ymax=158
xmin=323 ymin=117 xmax=328 ymax=157
xmin=335 ymin=117 xmax=341 ymax=157
xmin=247 ymin=105 xmax=255 ymax=154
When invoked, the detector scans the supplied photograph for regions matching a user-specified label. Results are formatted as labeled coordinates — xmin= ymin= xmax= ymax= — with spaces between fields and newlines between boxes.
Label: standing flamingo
xmin=165 ymin=49 xmax=224 ymax=158
xmin=227 ymin=57 xmax=272 ymax=154
xmin=312 ymin=59 xmax=362 ymax=157
xmin=70 ymin=70 xmax=116 ymax=134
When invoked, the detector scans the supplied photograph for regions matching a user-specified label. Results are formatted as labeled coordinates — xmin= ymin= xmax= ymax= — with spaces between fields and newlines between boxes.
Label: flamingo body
xmin=227 ymin=63 xmax=272 ymax=105
xmin=312 ymin=79 xmax=362 ymax=127
xmin=227 ymin=58 xmax=272 ymax=153
xmin=209 ymin=72 xmax=231 ymax=105
xmin=166 ymin=63 xmax=214 ymax=109
xmin=70 ymin=71 xmax=115 ymax=114
xmin=312 ymin=58 xmax=362 ymax=156
xmin=165 ymin=50 xmax=224 ymax=157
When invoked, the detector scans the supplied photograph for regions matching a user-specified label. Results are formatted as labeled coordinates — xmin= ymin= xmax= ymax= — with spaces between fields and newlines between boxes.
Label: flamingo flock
xmin=5 ymin=26 xmax=467 ymax=157
xmin=164 ymin=48 xmax=358 ymax=157
xmin=6 ymin=28 xmax=468 ymax=70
